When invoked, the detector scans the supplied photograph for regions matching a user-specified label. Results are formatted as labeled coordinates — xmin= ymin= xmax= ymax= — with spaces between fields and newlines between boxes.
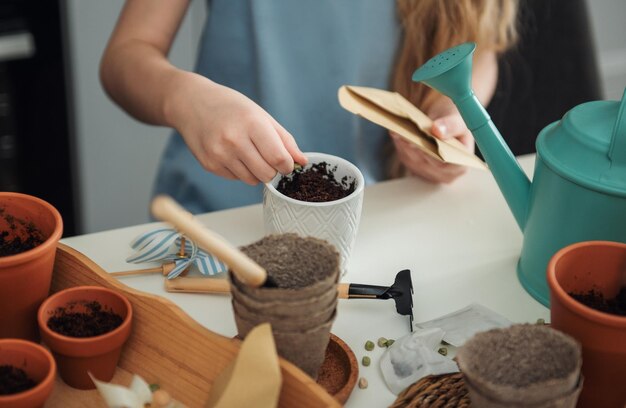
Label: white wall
xmin=587 ymin=0 xmax=626 ymax=100
xmin=64 ymin=0 xmax=625 ymax=235
xmin=63 ymin=0 xmax=206 ymax=234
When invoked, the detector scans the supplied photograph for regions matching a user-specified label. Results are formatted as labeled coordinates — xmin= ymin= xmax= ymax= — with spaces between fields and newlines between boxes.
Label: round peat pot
xmin=37 ymin=286 xmax=132 ymax=390
xmin=0 ymin=339 xmax=56 ymax=408
xmin=0 ymin=193 xmax=63 ymax=341
xmin=548 ymin=241 xmax=626 ymax=408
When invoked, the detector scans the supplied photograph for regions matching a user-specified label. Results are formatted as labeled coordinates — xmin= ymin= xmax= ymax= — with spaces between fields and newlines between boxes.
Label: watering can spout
xmin=412 ymin=43 xmax=531 ymax=230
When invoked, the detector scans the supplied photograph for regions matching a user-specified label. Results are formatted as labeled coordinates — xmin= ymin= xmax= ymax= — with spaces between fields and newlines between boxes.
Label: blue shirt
xmin=154 ymin=0 xmax=400 ymax=213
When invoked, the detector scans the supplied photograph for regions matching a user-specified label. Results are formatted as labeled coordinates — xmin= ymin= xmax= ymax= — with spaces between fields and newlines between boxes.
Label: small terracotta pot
xmin=0 ymin=193 xmax=63 ymax=341
xmin=37 ymin=286 xmax=133 ymax=390
xmin=548 ymin=241 xmax=626 ymax=408
xmin=0 ymin=339 xmax=56 ymax=408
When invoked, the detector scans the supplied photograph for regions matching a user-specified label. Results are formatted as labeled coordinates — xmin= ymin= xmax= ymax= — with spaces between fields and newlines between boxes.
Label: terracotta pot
xmin=0 ymin=339 xmax=56 ymax=408
xmin=548 ymin=241 xmax=626 ymax=408
xmin=37 ymin=286 xmax=133 ymax=390
xmin=0 ymin=193 xmax=63 ymax=341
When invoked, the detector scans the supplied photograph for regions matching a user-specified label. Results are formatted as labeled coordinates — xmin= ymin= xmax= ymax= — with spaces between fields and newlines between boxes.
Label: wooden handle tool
xmin=110 ymin=263 xmax=177 ymax=277
xmin=165 ymin=277 xmax=231 ymax=294
xmin=165 ymin=276 xmax=350 ymax=298
xmin=151 ymin=195 xmax=268 ymax=287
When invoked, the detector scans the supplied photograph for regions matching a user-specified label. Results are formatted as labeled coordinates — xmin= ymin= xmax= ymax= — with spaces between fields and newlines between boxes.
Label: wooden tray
xmin=46 ymin=243 xmax=340 ymax=407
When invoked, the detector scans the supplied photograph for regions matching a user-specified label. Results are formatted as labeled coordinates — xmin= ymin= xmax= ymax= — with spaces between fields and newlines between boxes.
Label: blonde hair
xmin=388 ymin=0 xmax=518 ymax=177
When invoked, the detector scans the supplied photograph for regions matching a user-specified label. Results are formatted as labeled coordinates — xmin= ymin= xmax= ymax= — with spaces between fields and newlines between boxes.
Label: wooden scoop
xmin=150 ymin=195 xmax=270 ymax=288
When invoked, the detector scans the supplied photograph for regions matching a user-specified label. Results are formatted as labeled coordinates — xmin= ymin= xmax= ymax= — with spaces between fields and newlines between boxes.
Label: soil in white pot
xmin=276 ymin=162 xmax=355 ymax=202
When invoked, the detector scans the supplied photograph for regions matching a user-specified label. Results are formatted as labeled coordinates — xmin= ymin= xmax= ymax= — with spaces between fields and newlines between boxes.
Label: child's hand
xmin=166 ymin=73 xmax=307 ymax=185
xmin=390 ymin=101 xmax=474 ymax=183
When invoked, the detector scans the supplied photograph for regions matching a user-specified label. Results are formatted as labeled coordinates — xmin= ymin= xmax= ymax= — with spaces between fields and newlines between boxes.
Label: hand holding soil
xmin=166 ymin=75 xmax=307 ymax=185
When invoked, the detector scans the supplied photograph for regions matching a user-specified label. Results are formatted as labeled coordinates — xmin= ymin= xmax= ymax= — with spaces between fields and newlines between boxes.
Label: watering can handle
xmin=608 ymin=88 xmax=626 ymax=165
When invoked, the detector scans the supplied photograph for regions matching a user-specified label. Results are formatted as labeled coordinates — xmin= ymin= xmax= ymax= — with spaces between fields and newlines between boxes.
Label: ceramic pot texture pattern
xmin=0 ymin=193 xmax=63 ymax=341
xmin=263 ymin=153 xmax=364 ymax=275
xmin=548 ymin=241 xmax=626 ymax=408
xmin=0 ymin=339 xmax=56 ymax=408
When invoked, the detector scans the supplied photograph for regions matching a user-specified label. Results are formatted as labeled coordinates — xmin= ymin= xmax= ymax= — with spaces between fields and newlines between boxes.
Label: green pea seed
xmin=377 ymin=337 xmax=388 ymax=348
xmin=365 ymin=340 xmax=375 ymax=351
xmin=438 ymin=347 xmax=448 ymax=356
xmin=362 ymin=356 xmax=371 ymax=367
xmin=385 ymin=339 xmax=395 ymax=347
xmin=536 ymin=318 xmax=546 ymax=325
xmin=358 ymin=377 xmax=368 ymax=389
xmin=149 ymin=383 xmax=160 ymax=392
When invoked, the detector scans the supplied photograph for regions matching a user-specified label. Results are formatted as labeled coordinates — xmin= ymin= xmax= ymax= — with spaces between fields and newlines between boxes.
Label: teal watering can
xmin=412 ymin=42 xmax=626 ymax=306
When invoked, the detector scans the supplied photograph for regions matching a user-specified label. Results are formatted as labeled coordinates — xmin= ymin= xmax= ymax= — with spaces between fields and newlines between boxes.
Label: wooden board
xmin=47 ymin=243 xmax=340 ymax=407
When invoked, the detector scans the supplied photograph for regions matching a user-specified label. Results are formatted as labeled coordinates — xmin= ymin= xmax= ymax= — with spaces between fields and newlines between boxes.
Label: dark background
xmin=0 ymin=0 xmax=79 ymax=236
xmin=487 ymin=0 xmax=602 ymax=156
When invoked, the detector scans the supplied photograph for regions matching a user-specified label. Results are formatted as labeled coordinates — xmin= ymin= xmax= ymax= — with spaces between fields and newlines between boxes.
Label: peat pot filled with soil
xmin=0 ymin=193 xmax=63 ymax=341
xmin=457 ymin=324 xmax=583 ymax=408
xmin=0 ymin=339 xmax=56 ymax=408
xmin=37 ymin=286 xmax=133 ymax=390
xmin=548 ymin=241 xmax=626 ymax=408
xmin=263 ymin=152 xmax=364 ymax=275
xmin=230 ymin=233 xmax=341 ymax=379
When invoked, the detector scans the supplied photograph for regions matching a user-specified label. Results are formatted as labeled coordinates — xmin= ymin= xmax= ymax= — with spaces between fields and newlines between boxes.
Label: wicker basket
xmin=390 ymin=372 xmax=470 ymax=408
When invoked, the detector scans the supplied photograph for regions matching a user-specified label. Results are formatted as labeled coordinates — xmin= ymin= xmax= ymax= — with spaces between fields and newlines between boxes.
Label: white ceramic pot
xmin=263 ymin=152 xmax=364 ymax=275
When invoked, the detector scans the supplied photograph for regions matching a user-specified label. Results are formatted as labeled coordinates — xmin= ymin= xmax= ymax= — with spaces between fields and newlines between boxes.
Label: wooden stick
xmin=165 ymin=277 xmax=350 ymax=298
xmin=110 ymin=263 xmax=177 ymax=277
xmin=178 ymin=236 xmax=186 ymax=258
xmin=151 ymin=195 xmax=267 ymax=287
xmin=165 ymin=277 xmax=231 ymax=294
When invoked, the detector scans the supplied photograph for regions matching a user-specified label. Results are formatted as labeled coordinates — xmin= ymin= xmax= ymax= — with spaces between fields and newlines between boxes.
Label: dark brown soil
xmin=0 ymin=207 xmax=45 ymax=257
xmin=47 ymin=300 xmax=123 ymax=338
xmin=276 ymin=162 xmax=356 ymax=202
xmin=239 ymin=233 xmax=340 ymax=289
xmin=0 ymin=365 xmax=37 ymax=395
xmin=569 ymin=287 xmax=626 ymax=316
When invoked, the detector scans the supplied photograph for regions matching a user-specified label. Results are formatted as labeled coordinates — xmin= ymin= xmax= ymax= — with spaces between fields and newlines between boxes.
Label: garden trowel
xmin=165 ymin=269 xmax=415 ymax=331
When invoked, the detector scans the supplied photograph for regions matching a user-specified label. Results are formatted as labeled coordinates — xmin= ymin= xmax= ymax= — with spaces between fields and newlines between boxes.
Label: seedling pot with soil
xmin=229 ymin=234 xmax=340 ymax=379
xmin=150 ymin=197 xmax=342 ymax=380
xmin=456 ymin=324 xmax=582 ymax=408
xmin=37 ymin=286 xmax=132 ymax=390
xmin=0 ymin=192 xmax=63 ymax=341
xmin=263 ymin=152 xmax=364 ymax=275
xmin=0 ymin=339 xmax=56 ymax=408
xmin=548 ymin=241 xmax=626 ymax=408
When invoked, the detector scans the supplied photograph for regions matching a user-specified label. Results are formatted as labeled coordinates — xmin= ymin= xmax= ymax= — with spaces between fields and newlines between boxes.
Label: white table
xmin=63 ymin=154 xmax=548 ymax=407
